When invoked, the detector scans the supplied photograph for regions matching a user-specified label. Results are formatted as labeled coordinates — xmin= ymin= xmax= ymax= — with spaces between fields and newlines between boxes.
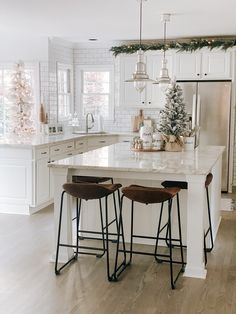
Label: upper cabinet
xmin=119 ymin=53 xmax=172 ymax=108
xmin=174 ymin=50 xmax=231 ymax=80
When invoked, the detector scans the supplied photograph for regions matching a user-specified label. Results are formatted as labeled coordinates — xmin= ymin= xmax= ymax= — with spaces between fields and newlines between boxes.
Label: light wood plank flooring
xmin=1 ymin=205 xmax=236 ymax=314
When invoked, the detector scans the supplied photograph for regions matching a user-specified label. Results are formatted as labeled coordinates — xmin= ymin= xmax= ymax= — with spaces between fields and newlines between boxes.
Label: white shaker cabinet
xmin=119 ymin=53 xmax=172 ymax=108
xmin=174 ymin=50 xmax=231 ymax=80
xmin=35 ymin=147 xmax=50 ymax=206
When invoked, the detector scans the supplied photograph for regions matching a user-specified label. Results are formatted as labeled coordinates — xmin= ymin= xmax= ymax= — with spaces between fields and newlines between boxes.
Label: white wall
xmin=0 ymin=36 xmax=48 ymax=62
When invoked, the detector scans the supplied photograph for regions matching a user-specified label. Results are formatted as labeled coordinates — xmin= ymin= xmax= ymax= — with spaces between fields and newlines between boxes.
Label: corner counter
xmin=0 ymin=133 xmax=134 ymax=215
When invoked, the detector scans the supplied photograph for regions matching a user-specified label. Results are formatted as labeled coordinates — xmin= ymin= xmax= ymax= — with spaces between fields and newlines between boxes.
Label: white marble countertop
xmin=49 ymin=143 xmax=225 ymax=176
xmin=0 ymin=132 xmax=135 ymax=148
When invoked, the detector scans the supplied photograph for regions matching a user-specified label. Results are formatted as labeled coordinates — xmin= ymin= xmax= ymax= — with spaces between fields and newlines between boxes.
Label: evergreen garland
xmin=110 ymin=38 xmax=236 ymax=56
xmin=159 ymin=83 xmax=188 ymax=139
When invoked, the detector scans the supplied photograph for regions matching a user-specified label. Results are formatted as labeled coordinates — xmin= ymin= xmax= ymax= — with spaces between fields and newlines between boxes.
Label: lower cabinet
xmin=36 ymin=157 xmax=50 ymax=205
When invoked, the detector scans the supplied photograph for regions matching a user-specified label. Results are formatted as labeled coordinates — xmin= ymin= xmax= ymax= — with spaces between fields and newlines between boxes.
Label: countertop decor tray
xmin=131 ymin=148 xmax=163 ymax=152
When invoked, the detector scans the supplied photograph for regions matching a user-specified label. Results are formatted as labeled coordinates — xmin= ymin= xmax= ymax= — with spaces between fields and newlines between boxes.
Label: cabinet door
xmin=119 ymin=55 xmax=143 ymax=107
xmin=174 ymin=52 xmax=201 ymax=79
xmin=36 ymin=158 xmax=50 ymax=205
xmin=146 ymin=54 xmax=172 ymax=108
xmin=202 ymin=51 xmax=231 ymax=79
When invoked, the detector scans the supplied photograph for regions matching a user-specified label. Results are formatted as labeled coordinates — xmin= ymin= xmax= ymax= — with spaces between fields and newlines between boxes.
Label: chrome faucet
xmin=85 ymin=113 xmax=95 ymax=133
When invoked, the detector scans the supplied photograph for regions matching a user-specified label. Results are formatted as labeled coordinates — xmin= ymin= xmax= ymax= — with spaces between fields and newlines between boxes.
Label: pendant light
xmin=125 ymin=0 xmax=154 ymax=93
xmin=154 ymin=13 xmax=171 ymax=92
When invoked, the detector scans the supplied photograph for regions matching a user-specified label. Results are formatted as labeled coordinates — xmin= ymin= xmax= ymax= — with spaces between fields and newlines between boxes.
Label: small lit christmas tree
xmin=159 ymin=82 xmax=188 ymax=150
xmin=7 ymin=61 xmax=35 ymax=136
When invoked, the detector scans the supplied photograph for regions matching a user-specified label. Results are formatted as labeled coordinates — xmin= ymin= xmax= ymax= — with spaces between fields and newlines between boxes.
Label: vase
xmin=165 ymin=141 xmax=183 ymax=152
xmin=183 ymin=136 xmax=195 ymax=151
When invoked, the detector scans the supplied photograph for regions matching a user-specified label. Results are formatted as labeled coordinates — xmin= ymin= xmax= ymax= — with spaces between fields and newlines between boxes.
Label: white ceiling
xmin=1 ymin=0 xmax=236 ymax=42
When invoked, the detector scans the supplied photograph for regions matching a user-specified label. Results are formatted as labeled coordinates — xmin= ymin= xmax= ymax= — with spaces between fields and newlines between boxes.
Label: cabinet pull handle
xmin=54 ymin=148 xmax=60 ymax=152
xmin=67 ymin=145 xmax=73 ymax=148
xmin=204 ymin=73 xmax=207 ymax=76
xmin=142 ymin=101 xmax=145 ymax=104
xmin=123 ymin=140 xmax=130 ymax=142
xmin=197 ymin=73 xmax=200 ymax=76
xmin=41 ymin=152 xmax=47 ymax=155
xmin=148 ymin=102 xmax=151 ymax=104
xmin=99 ymin=140 xmax=106 ymax=143
xmin=50 ymin=160 xmax=55 ymax=163
xmin=78 ymin=143 xmax=84 ymax=145
xmin=67 ymin=153 xmax=73 ymax=156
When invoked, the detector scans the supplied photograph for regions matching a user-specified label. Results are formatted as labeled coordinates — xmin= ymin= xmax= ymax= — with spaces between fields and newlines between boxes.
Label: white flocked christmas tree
xmin=159 ymin=82 xmax=188 ymax=144
xmin=7 ymin=61 xmax=35 ymax=136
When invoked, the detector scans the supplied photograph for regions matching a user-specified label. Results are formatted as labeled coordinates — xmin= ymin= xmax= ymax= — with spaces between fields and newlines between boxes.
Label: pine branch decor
xmin=159 ymin=83 xmax=188 ymax=147
xmin=110 ymin=37 xmax=236 ymax=56
xmin=7 ymin=61 xmax=35 ymax=136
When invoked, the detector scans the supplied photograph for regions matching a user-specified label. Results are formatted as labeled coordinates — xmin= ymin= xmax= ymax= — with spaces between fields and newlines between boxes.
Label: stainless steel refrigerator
xmin=177 ymin=80 xmax=231 ymax=192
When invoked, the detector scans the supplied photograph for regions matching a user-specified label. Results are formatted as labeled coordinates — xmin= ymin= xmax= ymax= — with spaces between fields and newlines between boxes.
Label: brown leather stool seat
xmin=122 ymin=185 xmax=181 ymax=204
xmin=161 ymin=173 xmax=213 ymax=189
xmin=63 ymin=182 xmax=122 ymax=200
xmin=114 ymin=184 xmax=185 ymax=289
xmin=72 ymin=175 xmax=113 ymax=184
xmin=161 ymin=172 xmax=214 ymax=265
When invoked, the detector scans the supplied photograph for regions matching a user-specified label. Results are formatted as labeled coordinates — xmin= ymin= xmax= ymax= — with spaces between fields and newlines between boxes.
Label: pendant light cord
xmin=163 ymin=20 xmax=167 ymax=60
xmin=139 ymin=0 xmax=143 ymax=48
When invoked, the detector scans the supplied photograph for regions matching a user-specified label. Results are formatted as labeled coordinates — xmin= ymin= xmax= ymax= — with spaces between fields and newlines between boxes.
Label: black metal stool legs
xmin=113 ymin=194 xmax=128 ymax=280
xmin=204 ymin=186 xmax=214 ymax=252
xmin=55 ymin=191 xmax=77 ymax=275
xmin=75 ymin=198 xmax=82 ymax=259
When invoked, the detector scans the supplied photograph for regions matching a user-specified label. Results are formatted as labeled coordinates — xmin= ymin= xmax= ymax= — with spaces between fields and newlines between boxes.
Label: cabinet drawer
xmin=35 ymin=146 xmax=49 ymax=159
xmin=118 ymin=136 xmax=133 ymax=143
xmin=75 ymin=140 xmax=86 ymax=150
xmin=88 ymin=136 xmax=117 ymax=148
xmin=64 ymin=141 xmax=75 ymax=152
xmin=50 ymin=143 xmax=64 ymax=156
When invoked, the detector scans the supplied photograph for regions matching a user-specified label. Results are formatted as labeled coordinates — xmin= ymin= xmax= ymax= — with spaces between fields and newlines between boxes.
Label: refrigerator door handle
xmin=195 ymin=94 xmax=201 ymax=147
xmin=192 ymin=94 xmax=197 ymax=128
xmin=196 ymin=94 xmax=201 ymax=126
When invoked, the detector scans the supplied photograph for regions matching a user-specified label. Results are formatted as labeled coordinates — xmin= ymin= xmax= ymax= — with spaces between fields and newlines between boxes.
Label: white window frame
xmin=76 ymin=65 xmax=114 ymax=120
xmin=57 ymin=62 xmax=74 ymax=122
xmin=0 ymin=62 xmax=40 ymax=135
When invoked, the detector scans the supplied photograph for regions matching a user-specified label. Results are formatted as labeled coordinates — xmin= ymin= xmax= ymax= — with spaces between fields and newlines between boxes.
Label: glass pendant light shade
xmin=154 ymin=13 xmax=171 ymax=92
xmin=125 ymin=49 xmax=154 ymax=93
xmin=158 ymin=59 xmax=171 ymax=92
xmin=125 ymin=0 xmax=154 ymax=93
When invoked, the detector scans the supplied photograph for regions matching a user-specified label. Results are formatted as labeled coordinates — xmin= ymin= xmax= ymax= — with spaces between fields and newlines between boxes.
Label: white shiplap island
xmin=49 ymin=143 xmax=224 ymax=280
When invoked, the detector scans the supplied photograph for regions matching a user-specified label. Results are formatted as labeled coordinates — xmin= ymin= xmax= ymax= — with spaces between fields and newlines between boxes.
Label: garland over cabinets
xmin=110 ymin=37 xmax=236 ymax=56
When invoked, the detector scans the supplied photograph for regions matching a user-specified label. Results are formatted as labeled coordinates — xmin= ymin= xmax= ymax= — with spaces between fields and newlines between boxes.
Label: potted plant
xmin=158 ymin=82 xmax=188 ymax=152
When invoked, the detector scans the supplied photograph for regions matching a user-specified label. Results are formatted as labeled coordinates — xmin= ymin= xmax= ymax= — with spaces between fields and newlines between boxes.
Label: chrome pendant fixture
xmin=154 ymin=13 xmax=171 ymax=92
xmin=125 ymin=0 xmax=154 ymax=93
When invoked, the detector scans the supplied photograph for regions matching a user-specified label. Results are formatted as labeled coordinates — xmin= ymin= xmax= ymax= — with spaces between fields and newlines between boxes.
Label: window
xmin=77 ymin=65 xmax=114 ymax=119
xmin=57 ymin=63 xmax=73 ymax=121
xmin=0 ymin=63 xmax=39 ymax=136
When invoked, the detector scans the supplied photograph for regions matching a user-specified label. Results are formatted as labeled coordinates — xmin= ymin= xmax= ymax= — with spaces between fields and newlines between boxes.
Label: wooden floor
xmin=1 ymin=205 xmax=236 ymax=314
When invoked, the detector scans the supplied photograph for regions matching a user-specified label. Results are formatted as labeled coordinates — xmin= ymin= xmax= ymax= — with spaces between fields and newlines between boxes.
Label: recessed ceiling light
xmin=89 ymin=38 xmax=98 ymax=41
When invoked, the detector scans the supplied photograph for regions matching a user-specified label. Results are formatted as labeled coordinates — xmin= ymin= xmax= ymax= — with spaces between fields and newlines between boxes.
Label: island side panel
xmin=184 ymin=174 xmax=207 ymax=279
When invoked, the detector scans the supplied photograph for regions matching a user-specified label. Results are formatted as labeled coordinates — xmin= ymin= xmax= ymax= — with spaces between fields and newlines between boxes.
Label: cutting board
xmin=132 ymin=109 xmax=144 ymax=132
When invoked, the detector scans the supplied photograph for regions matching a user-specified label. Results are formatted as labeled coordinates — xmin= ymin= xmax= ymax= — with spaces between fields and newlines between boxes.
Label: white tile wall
xmin=48 ymin=39 xmax=74 ymax=122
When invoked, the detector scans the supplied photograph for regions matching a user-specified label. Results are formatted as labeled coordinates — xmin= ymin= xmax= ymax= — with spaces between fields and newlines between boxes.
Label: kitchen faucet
xmin=85 ymin=113 xmax=95 ymax=133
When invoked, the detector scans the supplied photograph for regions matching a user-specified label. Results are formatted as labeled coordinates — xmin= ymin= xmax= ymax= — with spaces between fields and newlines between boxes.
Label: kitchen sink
xmin=72 ymin=131 xmax=107 ymax=135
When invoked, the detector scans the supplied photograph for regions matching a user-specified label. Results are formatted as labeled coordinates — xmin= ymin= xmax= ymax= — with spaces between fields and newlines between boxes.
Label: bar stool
xmin=55 ymin=181 xmax=124 ymax=281
xmin=161 ymin=173 xmax=214 ymax=264
xmin=114 ymin=184 xmax=185 ymax=289
xmin=72 ymin=176 xmax=119 ymax=235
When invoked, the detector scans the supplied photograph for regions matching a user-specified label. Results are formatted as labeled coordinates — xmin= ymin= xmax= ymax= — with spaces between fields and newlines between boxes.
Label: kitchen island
xmin=49 ymin=143 xmax=224 ymax=280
